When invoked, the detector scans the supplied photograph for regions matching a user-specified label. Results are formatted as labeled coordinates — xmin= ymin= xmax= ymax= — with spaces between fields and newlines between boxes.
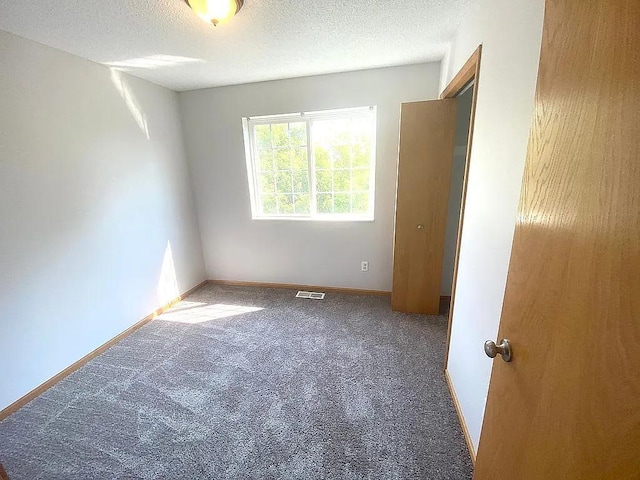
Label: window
xmin=243 ymin=106 xmax=377 ymax=220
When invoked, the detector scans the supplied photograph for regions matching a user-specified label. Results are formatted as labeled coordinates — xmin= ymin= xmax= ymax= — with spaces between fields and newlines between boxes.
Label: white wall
xmin=179 ymin=64 xmax=440 ymax=291
xmin=440 ymin=0 xmax=545 ymax=452
xmin=0 ymin=31 xmax=205 ymax=411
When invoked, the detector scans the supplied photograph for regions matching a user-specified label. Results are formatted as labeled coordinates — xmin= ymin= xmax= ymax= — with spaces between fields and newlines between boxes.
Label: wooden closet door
xmin=392 ymin=100 xmax=457 ymax=314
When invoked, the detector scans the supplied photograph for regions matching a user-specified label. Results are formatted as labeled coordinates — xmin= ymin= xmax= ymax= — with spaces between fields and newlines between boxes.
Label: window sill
xmin=251 ymin=215 xmax=375 ymax=223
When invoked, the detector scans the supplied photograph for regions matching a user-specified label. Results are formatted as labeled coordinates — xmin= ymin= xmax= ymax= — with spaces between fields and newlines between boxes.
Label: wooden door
xmin=392 ymin=100 xmax=457 ymax=314
xmin=475 ymin=1 xmax=640 ymax=478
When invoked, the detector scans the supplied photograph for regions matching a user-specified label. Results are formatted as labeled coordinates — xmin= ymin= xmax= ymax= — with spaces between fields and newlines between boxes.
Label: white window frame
xmin=242 ymin=106 xmax=377 ymax=221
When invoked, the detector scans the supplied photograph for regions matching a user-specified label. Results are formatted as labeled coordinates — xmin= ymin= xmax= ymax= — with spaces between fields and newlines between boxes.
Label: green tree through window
xmin=245 ymin=107 xmax=376 ymax=220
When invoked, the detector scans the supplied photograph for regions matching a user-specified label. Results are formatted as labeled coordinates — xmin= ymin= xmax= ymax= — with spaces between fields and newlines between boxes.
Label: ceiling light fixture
xmin=184 ymin=0 xmax=244 ymax=26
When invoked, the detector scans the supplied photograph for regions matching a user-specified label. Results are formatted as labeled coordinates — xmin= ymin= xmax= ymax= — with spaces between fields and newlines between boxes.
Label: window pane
xmin=275 ymin=148 xmax=291 ymax=170
xmin=289 ymin=122 xmax=306 ymax=146
xmin=272 ymin=123 xmax=289 ymax=147
xmin=262 ymin=195 xmax=277 ymax=214
xmin=292 ymin=147 xmax=308 ymax=170
xmin=255 ymin=125 xmax=272 ymax=149
xmin=333 ymin=145 xmax=351 ymax=169
xmin=293 ymin=170 xmax=309 ymax=194
xmin=294 ymin=193 xmax=310 ymax=214
xmin=257 ymin=149 xmax=274 ymax=171
xmin=311 ymin=120 xmax=332 ymax=145
xmin=317 ymin=193 xmax=333 ymax=213
xmin=333 ymin=169 xmax=350 ymax=192
xmin=352 ymin=142 xmax=371 ymax=168
xmin=278 ymin=194 xmax=294 ymax=214
xmin=259 ymin=173 xmax=275 ymax=195
xmin=309 ymin=114 xmax=374 ymax=217
xmin=314 ymin=145 xmax=331 ymax=169
xmin=331 ymin=120 xmax=351 ymax=144
xmin=352 ymin=192 xmax=369 ymax=214
xmin=314 ymin=119 xmax=350 ymax=145
xmin=334 ymin=193 xmax=351 ymax=214
xmin=352 ymin=116 xmax=375 ymax=141
xmin=276 ymin=171 xmax=293 ymax=193
xmin=316 ymin=169 xmax=332 ymax=193
xmin=352 ymin=168 xmax=370 ymax=192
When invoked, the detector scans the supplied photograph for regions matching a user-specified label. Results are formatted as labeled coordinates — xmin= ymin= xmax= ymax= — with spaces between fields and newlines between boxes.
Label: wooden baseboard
xmin=445 ymin=369 xmax=477 ymax=465
xmin=0 ymin=280 xmax=208 ymax=422
xmin=208 ymin=279 xmax=391 ymax=297
xmin=440 ymin=295 xmax=451 ymax=307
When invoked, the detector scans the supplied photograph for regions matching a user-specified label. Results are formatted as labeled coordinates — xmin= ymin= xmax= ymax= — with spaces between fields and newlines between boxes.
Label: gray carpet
xmin=0 ymin=285 xmax=473 ymax=479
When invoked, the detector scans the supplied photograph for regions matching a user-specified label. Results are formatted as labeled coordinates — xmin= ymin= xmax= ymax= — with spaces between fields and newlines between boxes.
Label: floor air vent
xmin=296 ymin=291 xmax=326 ymax=300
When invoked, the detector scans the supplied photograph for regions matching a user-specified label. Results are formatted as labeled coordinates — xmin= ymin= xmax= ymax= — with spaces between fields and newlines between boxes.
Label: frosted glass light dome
xmin=185 ymin=0 xmax=244 ymax=26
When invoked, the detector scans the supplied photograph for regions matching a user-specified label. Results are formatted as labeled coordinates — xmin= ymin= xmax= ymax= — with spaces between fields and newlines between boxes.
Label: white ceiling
xmin=0 ymin=0 xmax=470 ymax=92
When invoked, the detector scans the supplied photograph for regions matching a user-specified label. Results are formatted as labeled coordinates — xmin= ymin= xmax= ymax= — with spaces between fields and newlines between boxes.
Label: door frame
xmin=441 ymin=45 xmax=482 ymax=364
xmin=440 ymin=45 xmax=483 ymax=464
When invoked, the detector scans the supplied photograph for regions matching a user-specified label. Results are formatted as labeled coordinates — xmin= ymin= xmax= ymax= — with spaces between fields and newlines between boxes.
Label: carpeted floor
xmin=0 ymin=285 xmax=473 ymax=479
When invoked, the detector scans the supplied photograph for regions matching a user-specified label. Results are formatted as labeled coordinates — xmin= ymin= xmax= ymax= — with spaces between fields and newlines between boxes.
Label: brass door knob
xmin=484 ymin=339 xmax=512 ymax=362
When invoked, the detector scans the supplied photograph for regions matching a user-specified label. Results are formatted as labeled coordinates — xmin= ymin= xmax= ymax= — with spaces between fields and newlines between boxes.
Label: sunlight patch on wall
xmin=110 ymin=68 xmax=149 ymax=138
xmin=106 ymin=55 xmax=204 ymax=71
xmin=157 ymin=241 xmax=179 ymax=307
xmin=157 ymin=303 xmax=264 ymax=324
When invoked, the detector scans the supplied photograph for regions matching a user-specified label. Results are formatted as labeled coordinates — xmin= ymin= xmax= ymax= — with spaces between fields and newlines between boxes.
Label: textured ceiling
xmin=0 ymin=0 xmax=471 ymax=91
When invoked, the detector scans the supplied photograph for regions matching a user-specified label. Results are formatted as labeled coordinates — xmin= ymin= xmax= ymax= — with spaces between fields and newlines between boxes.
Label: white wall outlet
xmin=361 ymin=261 xmax=369 ymax=272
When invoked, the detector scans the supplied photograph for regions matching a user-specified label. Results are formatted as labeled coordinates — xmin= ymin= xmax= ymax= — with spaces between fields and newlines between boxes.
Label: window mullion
xmin=307 ymin=117 xmax=316 ymax=216
xmin=250 ymin=123 xmax=263 ymax=215
xmin=271 ymin=125 xmax=280 ymax=215
xmin=349 ymin=120 xmax=354 ymax=214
